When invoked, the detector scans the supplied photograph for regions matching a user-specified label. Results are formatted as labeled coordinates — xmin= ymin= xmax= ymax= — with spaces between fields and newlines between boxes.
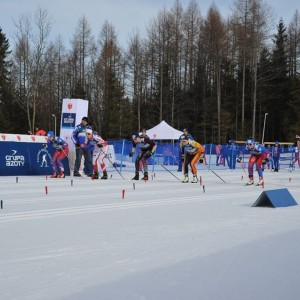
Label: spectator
xmin=228 ymin=139 xmax=239 ymax=169
xmin=272 ymin=141 xmax=281 ymax=172
xmin=29 ymin=125 xmax=46 ymax=136
xmin=72 ymin=117 xmax=93 ymax=177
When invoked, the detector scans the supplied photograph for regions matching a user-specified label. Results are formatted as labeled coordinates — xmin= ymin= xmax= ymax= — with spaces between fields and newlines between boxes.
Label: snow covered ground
xmin=0 ymin=165 xmax=300 ymax=300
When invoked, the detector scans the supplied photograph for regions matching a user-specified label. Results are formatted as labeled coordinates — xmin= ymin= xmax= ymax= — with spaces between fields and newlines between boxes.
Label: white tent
xmin=146 ymin=120 xmax=183 ymax=140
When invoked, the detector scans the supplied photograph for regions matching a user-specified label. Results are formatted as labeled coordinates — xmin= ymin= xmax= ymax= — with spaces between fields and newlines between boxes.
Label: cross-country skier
xmin=180 ymin=137 xmax=205 ymax=183
xmin=177 ymin=129 xmax=193 ymax=172
xmin=85 ymin=128 xmax=109 ymax=179
xmin=45 ymin=131 xmax=69 ymax=178
xmin=238 ymin=139 xmax=266 ymax=186
xmin=130 ymin=128 xmax=157 ymax=181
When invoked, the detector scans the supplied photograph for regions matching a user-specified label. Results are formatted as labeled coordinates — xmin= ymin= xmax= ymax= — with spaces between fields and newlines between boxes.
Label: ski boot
xmin=141 ymin=172 xmax=148 ymax=181
xmin=245 ymin=176 xmax=254 ymax=185
xmin=94 ymin=171 xmax=99 ymax=179
xmin=58 ymin=171 xmax=65 ymax=178
xmin=256 ymin=177 xmax=264 ymax=186
xmin=50 ymin=172 xmax=58 ymax=178
xmin=132 ymin=173 xmax=139 ymax=180
xmin=182 ymin=175 xmax=189 ymax=183
xmin=101 ymin=171 xmax=108 ymax=180
xmin=191 ymin=175 xmax=198 ymax=183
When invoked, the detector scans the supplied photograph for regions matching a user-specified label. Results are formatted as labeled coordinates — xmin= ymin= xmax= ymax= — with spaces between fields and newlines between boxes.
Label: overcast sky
xmin=1 ymin=0 xmax=299 ymax=49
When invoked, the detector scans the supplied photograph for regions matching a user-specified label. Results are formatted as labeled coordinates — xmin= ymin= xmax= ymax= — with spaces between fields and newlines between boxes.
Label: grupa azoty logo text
xmin=5 ymin=150 xmax=25 ymax=167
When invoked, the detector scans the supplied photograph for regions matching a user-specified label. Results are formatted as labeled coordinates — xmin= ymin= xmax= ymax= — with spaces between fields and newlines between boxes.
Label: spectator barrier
xmin=0 ymin=135 xmax=295 ymax=176
xmin=0 ymin=134 xmax=70 ymax=176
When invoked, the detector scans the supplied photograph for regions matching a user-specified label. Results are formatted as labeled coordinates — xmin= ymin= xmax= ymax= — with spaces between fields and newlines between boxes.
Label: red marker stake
xmin=200 ymin=176 xmax=202 ymax=186
xmin=45 ymin=186 xmax=48 ymax=195
xmin=289 ymin=177 xmax=291 ymax=182
xmin=241 ymin=175 xmax=243 ymax=180
xmin=122 ymin=189 xmax=125 ymax=199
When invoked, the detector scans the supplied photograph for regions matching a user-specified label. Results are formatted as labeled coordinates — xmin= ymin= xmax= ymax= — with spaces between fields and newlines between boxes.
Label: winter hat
xmin=47 ymin=131 xmax=54 ymax=138
xmin=86 ymin=128 xmax=93 ymax=134
xmin=246 ymin=138 xmax=254 ymax=145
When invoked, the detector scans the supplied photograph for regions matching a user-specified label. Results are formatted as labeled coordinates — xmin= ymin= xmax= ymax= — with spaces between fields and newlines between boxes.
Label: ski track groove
xmin=0 ymin=191 xmax=260 ymax=222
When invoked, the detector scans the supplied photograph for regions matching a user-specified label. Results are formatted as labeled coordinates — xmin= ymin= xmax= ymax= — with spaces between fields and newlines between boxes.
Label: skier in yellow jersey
xmin=181 ymin=137 xmax=205 ymax=183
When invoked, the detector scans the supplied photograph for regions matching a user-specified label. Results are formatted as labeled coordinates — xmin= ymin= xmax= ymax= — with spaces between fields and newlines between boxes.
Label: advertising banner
xmin=0 ymin=135 xmax=70 ymax=176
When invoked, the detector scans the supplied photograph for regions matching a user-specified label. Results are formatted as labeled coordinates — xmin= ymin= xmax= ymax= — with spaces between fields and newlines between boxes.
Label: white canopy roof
xmin=145 ymin=120 xmax=183 ymax=140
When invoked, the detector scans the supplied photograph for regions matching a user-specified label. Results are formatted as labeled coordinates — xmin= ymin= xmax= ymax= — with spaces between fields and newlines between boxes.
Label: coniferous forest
xmin=0 ymin=0 xmax=299 ymax=143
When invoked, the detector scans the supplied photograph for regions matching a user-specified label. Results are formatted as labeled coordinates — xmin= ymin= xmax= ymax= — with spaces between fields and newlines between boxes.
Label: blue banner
xmin=0 ymin=142 xmax=70 ymax=176
xmin=61 ymin=112 xmax=76 ymax=129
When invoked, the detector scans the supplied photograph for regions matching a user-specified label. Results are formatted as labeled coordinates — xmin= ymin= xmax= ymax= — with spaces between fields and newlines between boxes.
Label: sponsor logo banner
xmin=62 ymin=113 xmax=76 ymax=129
xmin=5 ymin=150 xmax=25 ymax=167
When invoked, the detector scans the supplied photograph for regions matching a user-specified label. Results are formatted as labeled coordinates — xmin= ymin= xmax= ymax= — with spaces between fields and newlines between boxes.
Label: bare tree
xmin=126 ymin=31 xmax=146 ymax=130
xmin=202 ymin=4 xmax=226 ymax=143
xmin=13 ymin=7 xmax=52 ymax=132
xmin=288 ymin=10 xmax=300 ymax=77
xmin=70 ymin=16 xmax=94 ymax=98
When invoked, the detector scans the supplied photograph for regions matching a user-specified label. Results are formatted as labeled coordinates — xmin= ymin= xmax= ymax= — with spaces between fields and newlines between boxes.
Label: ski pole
xmin=205 ymin=164 xmax=226 ymax=183
xmin=100 ymin=149 xmax=125 ymax=180
xmin=160 ymin=164 xmax=181 ymax=182
xmin=238 ymin=161 xmax=247 ymax=174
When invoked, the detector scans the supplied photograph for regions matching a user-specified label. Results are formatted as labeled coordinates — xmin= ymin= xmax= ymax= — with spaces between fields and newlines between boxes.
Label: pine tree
xmin=269 ymin=19 xmax=289 ymax=141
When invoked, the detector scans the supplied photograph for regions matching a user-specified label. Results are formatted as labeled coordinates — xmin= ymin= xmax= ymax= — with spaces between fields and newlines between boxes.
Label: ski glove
xmin=42 ymin=143 xmax=46 ymax=148
xmin=129 ymin=152 xmax=134 ymax=157
xmin=237 ymin=157 xmax=242 ymax=163
xmin=181 ymin=154 xmax=185 ymax=162
xmin=144 ymin=151 xmax=154 ymax=159
xmin=262 ymin=159 xmax=267 ymax=165
xmin=199 ymin=154 xmax=205 ymax=164
xmin=97 ymin=143 xmax=103 ymax=148
xmin=75 ymin=143 xmax=80 ymax=148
